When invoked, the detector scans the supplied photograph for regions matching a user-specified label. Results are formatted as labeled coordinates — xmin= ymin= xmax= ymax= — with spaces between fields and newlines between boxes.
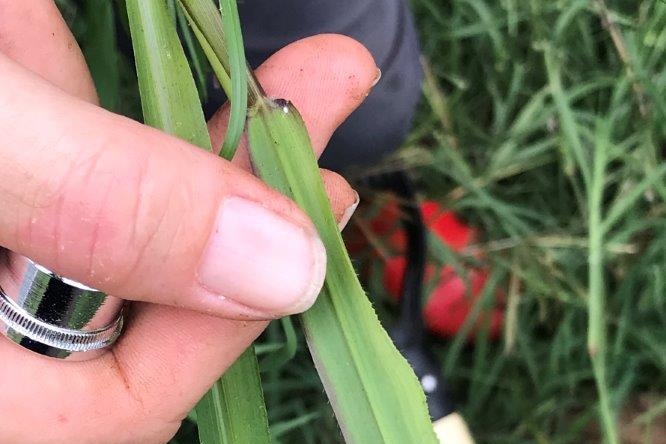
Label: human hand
xmin=0 ymin=2 xmax=377 ymax=442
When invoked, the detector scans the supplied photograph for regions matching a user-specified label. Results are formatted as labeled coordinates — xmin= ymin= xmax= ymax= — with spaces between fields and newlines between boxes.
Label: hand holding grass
xmin=0 ymin=2 xmax=375 ymax=442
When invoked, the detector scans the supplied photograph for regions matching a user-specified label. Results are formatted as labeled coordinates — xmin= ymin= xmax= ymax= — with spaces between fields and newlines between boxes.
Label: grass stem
xmin=587 ymin=119 xmax=618 ymax=444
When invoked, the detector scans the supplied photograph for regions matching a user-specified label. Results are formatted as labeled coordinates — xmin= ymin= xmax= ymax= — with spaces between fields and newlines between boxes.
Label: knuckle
xmin=27 ymin=140 xmax=153 ymax=287
xmin=56 ymin=144 xmax=128 ymax=279
xmin=103 ymin=146 xmax=204 ymax=292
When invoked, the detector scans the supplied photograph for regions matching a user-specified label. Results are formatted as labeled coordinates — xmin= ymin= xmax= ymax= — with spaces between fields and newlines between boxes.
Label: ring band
xmin=0 ymin=256 xmax=124 ymax=360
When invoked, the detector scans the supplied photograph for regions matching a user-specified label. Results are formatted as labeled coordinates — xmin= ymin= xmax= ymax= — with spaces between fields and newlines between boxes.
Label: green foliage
xmin=80 ymin=1 xmax=121 ymax=111
xmin=125 ymin=0 xmax=209 ymax=148
xmin=217 ymin=0 xmax=247 ymax=159
xmin=195 ymin=348 xmax=271 ymax=444
xmin=401 ymin=0 xmax=666 ymax=442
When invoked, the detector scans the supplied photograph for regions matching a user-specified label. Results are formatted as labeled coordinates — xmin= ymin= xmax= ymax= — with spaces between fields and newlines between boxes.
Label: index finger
xmin=0 ymin=0 xmax=97 ymax=102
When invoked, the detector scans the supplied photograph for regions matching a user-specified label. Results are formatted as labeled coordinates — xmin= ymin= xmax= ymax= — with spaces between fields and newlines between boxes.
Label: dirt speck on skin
xmin=347 ymin=85 xmax=366 ymax=101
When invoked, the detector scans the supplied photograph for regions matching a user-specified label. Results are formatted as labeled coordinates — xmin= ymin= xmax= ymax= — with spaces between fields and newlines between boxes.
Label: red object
xmin=369 ymin=199 xmax=406 ymax=251
xmin=423 ymin=268 xmax=503 ymax=339
xmin=420 ymin=201 xmax=475 ymax=252
xmin=383 ymin=256 xmax=436 ymax=298
xmin=374 ymin=199 xmax=504 ymax=340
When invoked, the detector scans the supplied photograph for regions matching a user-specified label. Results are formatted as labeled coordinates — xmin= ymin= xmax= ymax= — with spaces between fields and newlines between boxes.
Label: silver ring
xmin=0 ymin=255 xmax=125 ymax=360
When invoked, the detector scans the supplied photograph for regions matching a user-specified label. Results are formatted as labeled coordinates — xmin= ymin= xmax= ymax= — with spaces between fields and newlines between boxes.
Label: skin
xmin=0 ymin=2 xmax=377 ymax=443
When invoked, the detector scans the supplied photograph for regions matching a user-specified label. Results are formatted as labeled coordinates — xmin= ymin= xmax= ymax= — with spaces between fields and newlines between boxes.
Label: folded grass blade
xmin=217 ymin=0 xmax=247 ymax=160
xmin=179 ymin=0 xmax=248 ymax=160
xmin=247 ymin=98 xmax=438 ymax=443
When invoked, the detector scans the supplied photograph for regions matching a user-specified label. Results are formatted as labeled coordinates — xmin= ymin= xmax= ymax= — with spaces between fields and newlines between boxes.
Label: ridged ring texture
xmin=0 ymin=257 xmax=125 ymax=360
xmin=0 ymin=292 xmax=123 ymax=353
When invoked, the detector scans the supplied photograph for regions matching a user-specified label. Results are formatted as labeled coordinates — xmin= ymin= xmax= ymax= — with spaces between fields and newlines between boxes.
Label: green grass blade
xmin=587 ymin=119 xmax=618 ymax=444
xmin=195 ymin=348 xmax=270 ymax=444
xmin=247 ymin=98 xmax=437 ymax=443
xmin=176 ymin=6 xmax=209 ymax=101
xmin=217 ymin=0 xmax=247 ymax=160
xmin=126 ymin=0 xmax=210 ymax=149
xmin=195 ymin=348 xmax=271 ymax=444
xmin=601 ymin=164 xmax=666 ymax=235
xmin=177 ymin=0 xmax=264 ymax=102
xmin=81 ymin=0 xmax=121 ymax=111
xmin=260 ymin=317 xmax=298 ymax=372
xmin=271 ymin=411 xmax=320 ymax=439
xmin=125 ymin=2 xmax=270 ymax=444
xmin=177 ymin=0 xmax=245 ymax=160
xmin=179 ymin=5 xmax=232 ymax=96
xmin=179 ymin=0 xmax=248 ymax=160
xmin=177 ymin=0 xmax=230 ymax=72
xmin=544 ymin=45 xmax=591 ymax=187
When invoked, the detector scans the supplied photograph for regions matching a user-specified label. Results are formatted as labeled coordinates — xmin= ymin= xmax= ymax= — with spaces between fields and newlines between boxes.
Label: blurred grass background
xmin=403 ymin=1 xmax=665 ymax=442
xmin=58 ymin=0 xmax=665 ymax=442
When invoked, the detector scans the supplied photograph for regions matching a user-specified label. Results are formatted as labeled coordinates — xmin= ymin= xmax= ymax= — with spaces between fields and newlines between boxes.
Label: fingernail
xmin=198 ymin=197 xmax=327 ymax=315
xmin=371 ymin=68 xmax=382 ymax=87
xmin=338 ymin=192 xmax=360 ymax=230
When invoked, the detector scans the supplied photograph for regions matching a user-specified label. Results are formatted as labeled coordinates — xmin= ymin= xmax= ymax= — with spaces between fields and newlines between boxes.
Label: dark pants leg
xmin=209 ymin=0 xmax=423 ymax=172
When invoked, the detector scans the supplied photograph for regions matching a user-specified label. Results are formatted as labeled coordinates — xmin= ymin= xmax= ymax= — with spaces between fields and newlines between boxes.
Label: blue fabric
xmin=204 ymin=0 xmax=423 ymax=171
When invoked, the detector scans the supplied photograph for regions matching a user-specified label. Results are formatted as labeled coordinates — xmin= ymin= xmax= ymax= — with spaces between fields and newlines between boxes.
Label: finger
xmin=322 ymin=169 xmax=360 ymax=230
xmin=208 ymin=34 xmax=380 ymax=169
xmin=0 ymin=0 xmax=97 ymax=102
xmin=208 ymin=34 xmax=369 ymax=252
xmin=0 ymin=53 xmax=327 ymax=320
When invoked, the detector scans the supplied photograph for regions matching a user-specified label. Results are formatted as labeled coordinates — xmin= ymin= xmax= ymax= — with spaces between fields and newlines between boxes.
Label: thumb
xmin=0 ymin=52 xmax=327 ymax=320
